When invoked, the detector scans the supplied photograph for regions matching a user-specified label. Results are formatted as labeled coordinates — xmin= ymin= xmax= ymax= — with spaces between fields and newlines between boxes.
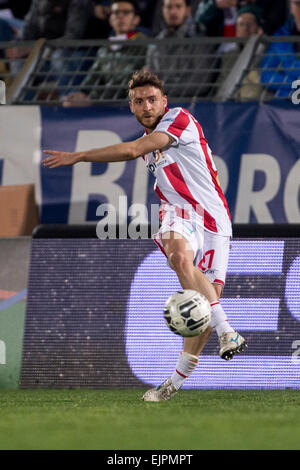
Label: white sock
xmin=209 ymin=301 xmax=234 ymax=337
xmin=171 ymin=352 xmax=199 ymax=390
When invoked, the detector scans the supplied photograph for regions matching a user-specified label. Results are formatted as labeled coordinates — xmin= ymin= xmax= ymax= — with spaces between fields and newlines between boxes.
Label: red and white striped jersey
xmin=142 ymin=107 xmax=232 ymax=237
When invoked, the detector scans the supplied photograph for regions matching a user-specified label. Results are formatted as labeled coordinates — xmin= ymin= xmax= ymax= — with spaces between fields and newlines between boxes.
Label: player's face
xmin=162 ymin=0 xmax=189 ymax=27
xmin=129 ymin=86 xmax=167 ymax=130
xmin=109 ymin=1 xmax=139 ymax=35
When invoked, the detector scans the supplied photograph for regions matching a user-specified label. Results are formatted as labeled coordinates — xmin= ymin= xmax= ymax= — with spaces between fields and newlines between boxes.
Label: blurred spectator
xmin=84 ymin=0 xmax=112 ymax=39
xmin=196 ymin=0 xmax=287 ymax=37
xmin=255 ymin=0 xmax=288 ymax=35
xmin=0 ymin=2 xmax=25 ymax=85
xmin=146 ymin=0 xmax=217 ymax=99
xmin=0 ymin=16 xmax=15 ymax=85
xmin=0 ymin=16 xmax=14 ymax=42
xmin=62 ymin=0 xmax=147 ymax=105
xmin=151 ymin=0 xmax=199 ymax=36
xmin=3 ymin=0 xmax=92 ymax=102
xmin=260 ymin=0 xmax=300 ymax=99
xmin=219 ymin=5 xmax=265 ymax=100
xmin=0 ymin=0 xmax=31 ymax=36
xmin=4 ymin=0 xmax=91 ymax=62
xmin=196 ymin=0 xmax=240 ymax=37
xmin=0 ymin=0 xmax=32 ymax=21
xmin=53 ymin=1 xmax=112 ymax=95
xmin=84 ymin=0 xmax=154 ymax=39
xmin=135 ymin=0 xmax=158 ymax=33
xmin=22 ymin=0 xmax=91 ymax=40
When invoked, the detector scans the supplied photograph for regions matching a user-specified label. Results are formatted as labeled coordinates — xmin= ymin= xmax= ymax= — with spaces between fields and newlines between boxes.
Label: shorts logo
xmin=184 ymin=226 xmax=194 ymax=235
xmin=199 ymin=249 xmax=215 ymax=272
xmin=201 ymin=268 xmax=216 ymax=275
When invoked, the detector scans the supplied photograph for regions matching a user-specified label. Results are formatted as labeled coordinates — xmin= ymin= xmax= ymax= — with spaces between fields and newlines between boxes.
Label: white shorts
xmin=153 ymin=204 xmax=230 ymax=288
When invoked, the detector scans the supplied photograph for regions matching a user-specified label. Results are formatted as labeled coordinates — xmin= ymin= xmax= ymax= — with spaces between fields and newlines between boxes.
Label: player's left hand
xmin=42 ymin=150 xmax=81 ymax=168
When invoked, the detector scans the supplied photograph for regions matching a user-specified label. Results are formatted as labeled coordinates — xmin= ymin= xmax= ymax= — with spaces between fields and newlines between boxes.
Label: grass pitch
xmin=0 ymin=389 xmax=299 ymax=450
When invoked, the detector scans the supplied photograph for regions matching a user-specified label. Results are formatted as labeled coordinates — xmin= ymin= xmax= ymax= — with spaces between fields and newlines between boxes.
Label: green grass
xmin=0 ymin=389 xmax=299 ymax=450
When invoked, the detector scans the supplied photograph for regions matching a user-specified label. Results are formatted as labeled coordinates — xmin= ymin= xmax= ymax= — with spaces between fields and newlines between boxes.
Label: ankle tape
xmin=181 ymin=351 xmax=199 ymax=363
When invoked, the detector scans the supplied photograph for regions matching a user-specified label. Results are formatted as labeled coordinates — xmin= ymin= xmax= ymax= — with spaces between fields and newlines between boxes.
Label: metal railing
xmin=231 ymin=35 xmax=300 ymax=102
xmin=0 ymin=40 xmax=35 ymax=97
xmin=0 ymin=35 xmax=299 ymax=105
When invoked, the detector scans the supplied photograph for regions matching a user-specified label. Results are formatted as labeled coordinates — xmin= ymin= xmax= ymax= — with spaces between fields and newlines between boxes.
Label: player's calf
xmin=143 ymin=352 xmax=199 ymax=402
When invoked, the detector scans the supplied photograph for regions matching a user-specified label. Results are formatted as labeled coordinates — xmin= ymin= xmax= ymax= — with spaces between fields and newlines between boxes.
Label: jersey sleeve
xmin=153 ymin=108 xmax=192 ymax=147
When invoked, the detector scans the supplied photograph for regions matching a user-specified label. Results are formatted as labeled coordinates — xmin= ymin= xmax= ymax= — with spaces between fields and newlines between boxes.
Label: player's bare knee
xmin=168 ymin=251 xmax=182 ymax=271
xmin=168 ymin=251 xmax=192 ymax=274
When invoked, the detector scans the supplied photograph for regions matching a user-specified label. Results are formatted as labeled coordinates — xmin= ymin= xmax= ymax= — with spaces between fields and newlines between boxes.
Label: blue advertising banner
xmin=1 ymin=102 xmax=298 ymax=224
xmin=38 ymin=101 xmax=300 ymax=225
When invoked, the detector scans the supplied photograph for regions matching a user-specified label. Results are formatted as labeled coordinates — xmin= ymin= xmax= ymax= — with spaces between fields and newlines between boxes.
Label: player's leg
xmin=198 ymin=231 xmax=247 ymax=361
xmin=177 ymin=284 xmax=221 ymax=358
xmin=143 ymin=231 xmax=247 ymax=401
xmin=160 ymin=232 xmax=217 ymax=392
xmin=176 ymin=284 xmax=222 ymax=358
xmin=143 ymin=232 xmax=216 ymax=401
xmin=163 ymin=232 xmax=244 ymax=340
xmin=143 ymin=220 xmax=245 ymax=401
xmin=172 ymin=284 xmax=224 ymax=386
xmin=162 ymin=231 xmax=221 ymax=302
xmin=162 ymin=231 xmax=233 ymax=339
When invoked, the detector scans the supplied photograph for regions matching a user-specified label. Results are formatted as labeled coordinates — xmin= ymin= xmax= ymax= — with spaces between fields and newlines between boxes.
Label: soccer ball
xmin=163 ymin=289 xmax=211 ymax=337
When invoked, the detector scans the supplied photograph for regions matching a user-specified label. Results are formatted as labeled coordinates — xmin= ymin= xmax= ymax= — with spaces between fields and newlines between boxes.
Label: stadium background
xmin=1 ymin=99 xmax=300 ymax=391
xmin=0 ymin=0 xmax=300 ymax=397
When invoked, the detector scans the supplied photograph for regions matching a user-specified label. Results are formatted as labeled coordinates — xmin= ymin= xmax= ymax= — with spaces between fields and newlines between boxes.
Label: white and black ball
xmin=164 ymin=289 xmax=211 ymax=337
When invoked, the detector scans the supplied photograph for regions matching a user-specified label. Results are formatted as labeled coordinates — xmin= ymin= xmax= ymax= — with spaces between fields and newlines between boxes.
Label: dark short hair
xmin=128 ymin=70 xmax=165 ymax=98
xmin=110 ymin=0 xmax=140 ymax=15
xmin=237 ymin=5 xmax=264 ymax=26
xmin=163 ymin=0 xmax=191 ymax=6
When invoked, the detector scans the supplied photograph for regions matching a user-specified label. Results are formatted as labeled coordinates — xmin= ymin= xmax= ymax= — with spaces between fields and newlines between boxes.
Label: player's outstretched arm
xmin=42 ymin=150 xmax=83 ymax=168
xmin=42 ymin=132 xmax=173 ymax=169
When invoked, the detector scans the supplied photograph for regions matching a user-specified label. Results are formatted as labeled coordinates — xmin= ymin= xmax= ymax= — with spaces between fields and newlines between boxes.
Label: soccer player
xmin=43 ymin=70 xmax=246 ymax=402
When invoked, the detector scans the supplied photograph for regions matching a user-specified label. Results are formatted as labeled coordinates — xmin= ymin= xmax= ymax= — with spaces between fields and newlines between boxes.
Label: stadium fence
xmin=0 ymin=35 xmax=299 ymax=105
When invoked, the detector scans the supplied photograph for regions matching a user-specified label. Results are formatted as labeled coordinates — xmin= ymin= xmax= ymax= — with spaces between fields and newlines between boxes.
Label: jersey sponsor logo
xmin=147 ymin=150 xmax=167 ymax=176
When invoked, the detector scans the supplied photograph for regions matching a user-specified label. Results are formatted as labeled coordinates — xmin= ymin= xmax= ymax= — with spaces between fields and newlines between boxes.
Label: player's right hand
xmin=42 ymin=150 xmax=81 ymax=168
